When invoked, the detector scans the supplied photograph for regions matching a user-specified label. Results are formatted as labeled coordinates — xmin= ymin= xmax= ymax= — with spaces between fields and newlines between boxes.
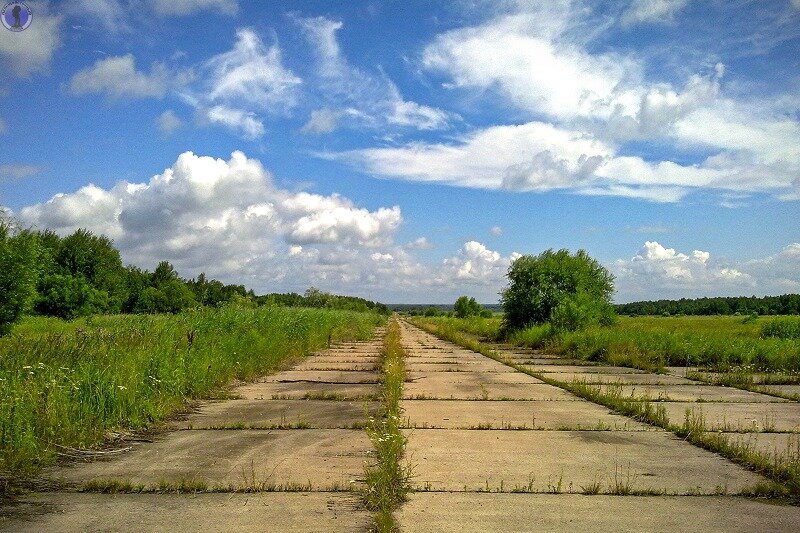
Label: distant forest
xmin=615 ymin=295 xmax=800 ymax=316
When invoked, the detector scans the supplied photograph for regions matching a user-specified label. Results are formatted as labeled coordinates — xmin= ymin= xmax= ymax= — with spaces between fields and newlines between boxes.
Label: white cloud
xmin=183 ymin=28 xmax=301 ymax=138
xmin=490 ymin=226 xmax=503 ymax=236
xmin=327 ymin=120 xmax=754 ymax=202
xmin=614 ymin=240 xmax=800 ymax=301
xmin=423 ymin=11 xmax=641 ymax=123
xmin=406 ymin=236 xmax=433 ymax=250
xmin=204 ymin=105 xmax=264 ymax=139
xmin=441 ymin=241 xmax=520 ymax=284
xmin=302 ymin=107 xmax=338 ymax=134
xmin=70 ymin=54 xmax=171 ymax=99
xmin=297 ymin=16 xmax=454 ymax=131
xmin=0 ymin=8 xmax=61 ymax=77
xmin=16 ymin=151 xmax=404 ymax=291
xmin=156 ymin=110 xmax=183 ymax=135
xmin=621 ymin=0 xmax=690 ymax=26
xmin=150 ymin=0 xmax=238 ymax=16
xmin=408 ymin=4 xmax=800 ymax=202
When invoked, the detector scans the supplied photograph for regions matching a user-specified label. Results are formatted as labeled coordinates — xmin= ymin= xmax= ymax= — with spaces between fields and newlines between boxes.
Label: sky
xmin=0 ymin=0 xmax=799 ymax=304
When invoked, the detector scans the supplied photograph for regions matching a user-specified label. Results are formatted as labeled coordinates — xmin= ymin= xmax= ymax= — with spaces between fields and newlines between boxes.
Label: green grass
xmin=762 ymin=317 xmax=800 ymax=340
xmin=363 ymin=319 xmax=411 ymax=532
xmin=0 ymin=306 xmax=384 ymax=492
xmin=416 ymin=315 xmax=800 ymax=372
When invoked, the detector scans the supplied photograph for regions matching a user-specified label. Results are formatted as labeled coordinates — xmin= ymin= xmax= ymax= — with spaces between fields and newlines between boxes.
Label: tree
xmin=454 ymin=295 xmax=482 ymax=318
xmin=57 ymin=229 xmax=127 ymax=313
xmin=501 ymin=249 xmax=615 ymax=331
xmin=0 ymin=222 xmax=39 ymax=334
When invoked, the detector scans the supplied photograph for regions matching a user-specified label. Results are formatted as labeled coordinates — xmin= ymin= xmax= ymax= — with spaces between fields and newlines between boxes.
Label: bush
xmin=501 ymin=249 xmax=615 ymax=331
xmin=34 ymin=274 xmax=107 ymax=319
xmin=454 ymin=295 xmax=483 ymax=318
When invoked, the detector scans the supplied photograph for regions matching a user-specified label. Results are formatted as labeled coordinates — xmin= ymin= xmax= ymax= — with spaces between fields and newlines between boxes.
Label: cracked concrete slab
xmin=264 ymin=370 xmax=380 ymax=384
xmin=235 ymin=381 xmax=379 ymax=400
xmin=1 ymin=493 xmax=370 ymax=533
xmin=403 ymin=380 xmax=579 ymax=401
xmin=171 ymin=399 xmax=379 ymax=429
xmin=397 ymin=493 xmax=800 ymax=533
xmin=401 ymin=400 xmax=650 ymax=430
xmin=51 ymin=429 xmax=372 ymax=490
xmin=405 ymin=429 xmax=764 ymax=493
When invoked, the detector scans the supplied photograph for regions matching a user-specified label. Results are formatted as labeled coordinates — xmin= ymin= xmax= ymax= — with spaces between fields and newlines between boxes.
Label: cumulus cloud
xmin=440 ymin=241 xmax=520 ymax=284
xmin=156 ymin=110 xmax=183 ymax=135
xmin=610 ymin=241 xmax=800 ymax=301
xmin=297 ymin=16 xmax=454 ymax=131
xmin=182 ymin=28 xmax=301 ymax=138
xmin=0 ymin=8 xmax=61 ymax=77
xmin=621 ymin=0 xmax=689 ymax=25
xmin=70 ymin=54 xmax=172 ymax=99
xmin=16 ymin=151 xmax=404 ymax=291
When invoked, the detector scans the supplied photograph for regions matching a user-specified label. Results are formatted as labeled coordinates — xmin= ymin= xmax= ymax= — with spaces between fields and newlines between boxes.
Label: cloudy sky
xmin=1 ymin=0 xmax=799 ymax=303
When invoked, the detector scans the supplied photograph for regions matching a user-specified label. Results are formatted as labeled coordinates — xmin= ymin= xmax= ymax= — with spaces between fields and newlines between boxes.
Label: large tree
xmin=501 ymin=249 xmax=615 ymax=331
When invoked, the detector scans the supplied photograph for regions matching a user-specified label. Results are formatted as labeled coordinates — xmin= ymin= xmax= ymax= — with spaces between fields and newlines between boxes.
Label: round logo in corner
xmin=2 ymin=2 xmax=31 ymax=32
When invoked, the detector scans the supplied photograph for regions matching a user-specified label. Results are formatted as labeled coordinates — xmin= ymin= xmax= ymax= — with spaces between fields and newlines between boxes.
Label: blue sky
xmin=1 ymin=0 xmax=799 ymax=303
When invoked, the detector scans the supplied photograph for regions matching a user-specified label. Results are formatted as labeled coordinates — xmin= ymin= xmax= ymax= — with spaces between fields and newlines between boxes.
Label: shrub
xmin=454 ymin=295 xmax=483 ymax=318
xmin=501 ymin=249 xmax=615 ymax=331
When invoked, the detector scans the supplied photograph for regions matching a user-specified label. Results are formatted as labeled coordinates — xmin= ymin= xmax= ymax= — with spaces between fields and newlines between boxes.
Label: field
xmin=0 ymin=307 xmax=383 ymax=486
xmin=413 ymin=315 xmax=800 ymax=373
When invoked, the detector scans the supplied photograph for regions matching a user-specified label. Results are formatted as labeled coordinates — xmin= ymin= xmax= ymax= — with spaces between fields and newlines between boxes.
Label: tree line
xmin=616 ymin=295 xmax=800 ymax=317
xmin=0 ymin=219 xmax=388 ymax=334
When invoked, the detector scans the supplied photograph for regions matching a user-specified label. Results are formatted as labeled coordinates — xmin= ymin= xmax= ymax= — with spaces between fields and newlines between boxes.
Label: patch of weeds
xmin=362 ymin=320 xmax=412 ymax=532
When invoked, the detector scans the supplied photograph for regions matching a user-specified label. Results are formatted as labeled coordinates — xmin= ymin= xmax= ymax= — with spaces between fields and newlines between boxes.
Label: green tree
xmin=501 ymin=249 xmax=615 ymax=331
xmin=34 ymin=274 xmax=105 ymax=319
xmin=454 ymin=295 xmax=482 ymax=318
xmin=57 ymin=229 xmax=127 ymax=312
xmin=0 ymin=221 xmax=40 ymax=334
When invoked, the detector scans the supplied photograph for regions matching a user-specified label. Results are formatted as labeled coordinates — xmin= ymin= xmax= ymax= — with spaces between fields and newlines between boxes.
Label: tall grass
xmin=0 ymin=307 xmax=383 ymax=489
xmin=363 ymin=319 xmax=410 ymax=532
xmin=415 ymin=315 xmax=800 ymax=372
xmin=761 ymin=316 xmax=800 ymax=340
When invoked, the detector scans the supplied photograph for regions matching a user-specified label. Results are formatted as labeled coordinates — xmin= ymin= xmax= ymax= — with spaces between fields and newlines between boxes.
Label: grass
xmin=0 ymin=306 xmax=384 ymax=492
xmin=414 ymin=315 xmax=800 ymax=372
xmin=363 ymin=319 xmax=411 ymax=532
xmin=411 ymin=318 xmax=800 ymax=500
